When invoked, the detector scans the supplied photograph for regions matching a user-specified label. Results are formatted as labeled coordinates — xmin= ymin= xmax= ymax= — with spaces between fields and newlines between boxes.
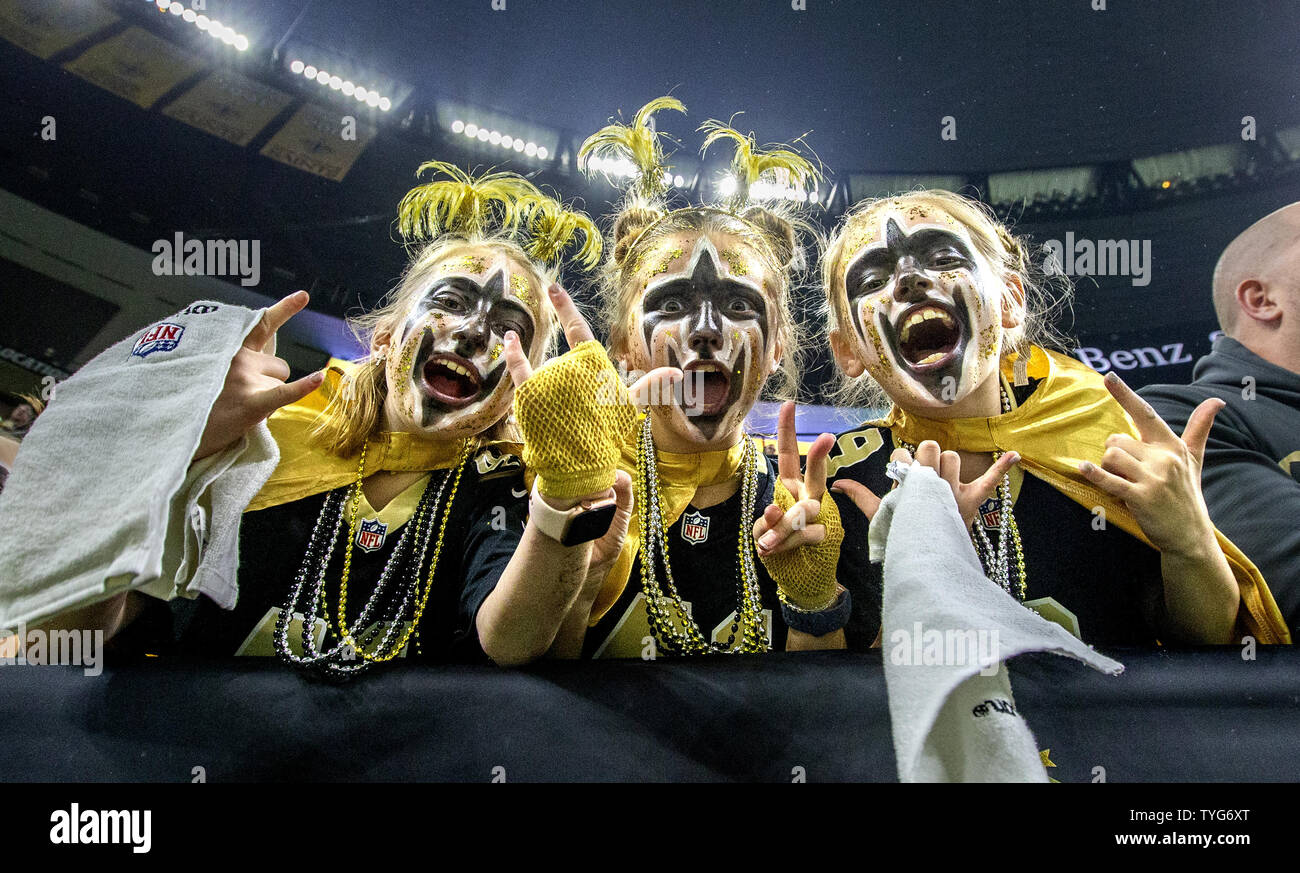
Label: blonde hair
xmin=311 ymin=236 xmax=559 ymax=457
xmin=820 ymin=189 xmax=1074 ymax=408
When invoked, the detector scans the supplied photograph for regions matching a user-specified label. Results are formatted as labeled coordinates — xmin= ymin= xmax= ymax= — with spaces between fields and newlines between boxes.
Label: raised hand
xmin=911 ymin=441 xmax=1020 ymax=527
xmin=503 ymin=283 xmax=679 ymax=402
xmin=506 ymin=283 xmax=680 ymax=505
xmin=754 ymin=400 xmax=835 ymax=558
xmin=194 ymin=291 xmax=322 ymax=462
xmin=830 ymin=442 xmax=1018 ymax=528
xmin=1079 ymin=371 xmax=1224 ymax=555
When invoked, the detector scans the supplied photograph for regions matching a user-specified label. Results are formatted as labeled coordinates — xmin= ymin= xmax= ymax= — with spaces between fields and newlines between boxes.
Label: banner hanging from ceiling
xmin=63 ymin=25 xmax=201 ymax=109
xmin=163 ymin=69 xmax=294 ymax=148
xmin=0 ymin=0 xmax=117 ymax=60
xmin=259 ymin=101 xmax=377 ymax=182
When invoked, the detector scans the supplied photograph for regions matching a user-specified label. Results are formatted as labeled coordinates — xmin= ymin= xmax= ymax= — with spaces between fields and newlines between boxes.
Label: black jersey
xmin=827 ymin=379 xmax=1164 ymax=647
xmin=583 ymin=453 xmax=875 ymax=658
xmin=118 ymin=446 xmax=529 ymax=663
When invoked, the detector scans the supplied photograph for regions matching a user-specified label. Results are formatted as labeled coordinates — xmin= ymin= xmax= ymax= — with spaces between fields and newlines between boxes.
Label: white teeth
xmin=439 ymin=360 xmax=474 ymax=380
xmin=899 ymin=307 xmax=955 ymax=343
xmin=917 ymin=351 xmax=945 ymax=365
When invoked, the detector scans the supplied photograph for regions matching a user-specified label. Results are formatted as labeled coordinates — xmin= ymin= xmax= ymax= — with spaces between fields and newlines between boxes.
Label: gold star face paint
xmin=384 ymin=249 xmax=543 ymax=440
xmin=625 ymin=231 xmax=776 ymax=445
xmin=835 ymin=208 xmax=1005 ymax=410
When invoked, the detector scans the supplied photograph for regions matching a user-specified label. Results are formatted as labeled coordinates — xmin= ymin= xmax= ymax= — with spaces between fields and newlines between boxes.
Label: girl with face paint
xmin=27 ymin=163 xmax=628 ymax=672
xmin=505 ymin=99 xmax=876 ymax=658
xmin=821 ymin=189 xmax=1289 ymax=647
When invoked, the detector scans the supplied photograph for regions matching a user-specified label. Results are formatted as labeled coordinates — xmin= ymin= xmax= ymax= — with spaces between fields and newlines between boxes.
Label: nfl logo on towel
xmin=681 ymin=510 xmax=709 ymax=544
xmin=356 ymin=518 xmax=387 ymax=552
xmin=132 ymin=323 xmax=185 ymax=358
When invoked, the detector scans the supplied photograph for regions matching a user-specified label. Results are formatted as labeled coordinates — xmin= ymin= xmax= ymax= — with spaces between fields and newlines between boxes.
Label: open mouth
xmin=420 ymin=352 xmax=483 ymax=408
xmin=683 ymin=360 xmax=733 ymax=416
xmin=891 ymin=302 xmax=966 ymax=372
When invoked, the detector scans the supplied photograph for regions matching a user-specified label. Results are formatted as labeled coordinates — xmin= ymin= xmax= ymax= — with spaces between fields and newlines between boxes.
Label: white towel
xmin=0 ymin=302 xmax=280 ymax=628
xmin=867 ymin=462 xmax=1123 ymax=783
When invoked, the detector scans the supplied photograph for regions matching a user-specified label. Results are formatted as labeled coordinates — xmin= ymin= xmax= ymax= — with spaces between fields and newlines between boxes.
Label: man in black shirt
xmin=1142 ymin=202 xmax=1300 ymax=632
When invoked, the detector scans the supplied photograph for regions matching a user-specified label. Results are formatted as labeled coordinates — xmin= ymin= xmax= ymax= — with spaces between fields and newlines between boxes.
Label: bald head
xmin=1212 ymin=202 xmax=1300 ymax=335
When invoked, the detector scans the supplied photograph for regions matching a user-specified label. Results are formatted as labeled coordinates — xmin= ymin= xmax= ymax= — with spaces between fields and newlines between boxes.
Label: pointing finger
xmin=245 ymin=291 xmax=309 ymax=353
xmin=503 ymin=331 xmax=532 ymax=386
xmin=776 ymin=401 xmax=801 ymax=483
xmin=1180 ymin=397 xmax=1224 ymax=467
xmin=257 ymin=370 xmax=323 ymax=417
xmin=971 ymin=451 xmax=1019 ymax=503
xmin=831 ymin=478 xmax=882 ymax=521
xmin=1105 ymin=371 xmax=1175 ymax=446
xmin=548 ymin=284 xmax=596 ymax=348
xmin=802 ymin=433 xmax=834 ymax=502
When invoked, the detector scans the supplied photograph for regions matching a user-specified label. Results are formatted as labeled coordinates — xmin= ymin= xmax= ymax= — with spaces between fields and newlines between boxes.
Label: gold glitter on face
xmin=395 ymin=334 xmax=418 ymax=385
xmin=439 ymin=254 xmax=487 ymax=275
xmin=720 ymin=248 xmax=749 ymax=276
xmin=510 ymin=273 xmax=535 ymax=307
xmin=836 ymin=205 xmax=1007 ymax=410
xmin=490 ymin=343 xmax=503 ymax=360
xmin=641 ymin=246 xmax=685 ymax=289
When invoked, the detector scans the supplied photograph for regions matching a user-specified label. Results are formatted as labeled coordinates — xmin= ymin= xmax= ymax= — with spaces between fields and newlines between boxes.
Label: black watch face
xmin=560 ymin=502 xmax=618 ymax=546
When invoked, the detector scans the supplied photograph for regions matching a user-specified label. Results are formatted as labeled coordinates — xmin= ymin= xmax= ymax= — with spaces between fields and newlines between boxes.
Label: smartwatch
xmin=528 ymin=480 xmax=618 ymax=546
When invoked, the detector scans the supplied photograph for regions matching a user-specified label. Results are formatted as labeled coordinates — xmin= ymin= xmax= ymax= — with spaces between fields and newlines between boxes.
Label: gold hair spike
xmin=396 ymin=161 xmax=540 ymax=241
xmin=396 ymin=161 xmax=601 ymax=268
xmin=578 ymin=95 xmax=686 ymax=200
xmin=517 ymin=193 xmax=603 ymax=270
xmin=698 ymin=119 xmax=821 ymax=211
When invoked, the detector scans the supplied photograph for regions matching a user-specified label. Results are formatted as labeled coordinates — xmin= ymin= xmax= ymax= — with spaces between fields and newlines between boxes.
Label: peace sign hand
xmin=1078 ymin=371 xmax=1224 ymax=556
xmin=754 ymin=401 xmax=835 ymax=558
xmin=194 ymin=292 xmax=323 ymax=462
xmin=753 ymin=401 xmax=845 ymax=614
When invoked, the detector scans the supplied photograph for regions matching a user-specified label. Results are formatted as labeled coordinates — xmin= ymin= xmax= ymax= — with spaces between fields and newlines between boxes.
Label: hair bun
xmin=612 ymin=204 xmax=665 ymax=265
xmin=740 ymin=205 xmax=798 ymax=269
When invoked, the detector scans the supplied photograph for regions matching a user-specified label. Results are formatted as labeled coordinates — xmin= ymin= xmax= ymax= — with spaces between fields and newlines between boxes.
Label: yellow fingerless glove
xmin=513 ymin=340 xmax=638 ymax=500
xmin=759 ymin=478 xmax=845 ymax=611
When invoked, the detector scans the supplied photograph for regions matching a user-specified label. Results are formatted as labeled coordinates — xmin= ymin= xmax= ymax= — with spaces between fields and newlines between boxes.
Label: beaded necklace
xmin=899 ymin=386 xmax=1027 ymax=600
xmin=274 ymin=440 xmax=472 ymax=676
xmin=634 ymin=416 xmax=769 ymax=655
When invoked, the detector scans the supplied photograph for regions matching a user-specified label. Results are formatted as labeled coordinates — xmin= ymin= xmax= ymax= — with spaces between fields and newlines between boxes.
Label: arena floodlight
xmin=280 ymin=38 xmax=413 ymax=115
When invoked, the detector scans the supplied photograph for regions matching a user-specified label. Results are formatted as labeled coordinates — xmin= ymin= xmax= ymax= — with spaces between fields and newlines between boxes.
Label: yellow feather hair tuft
xmin=395 ymin=161 xmax=601 ymax=268
xmin=698 ymin=120 xmax=821 ymax=209
xmin=578 ymin=95 xmax=686 ymax=200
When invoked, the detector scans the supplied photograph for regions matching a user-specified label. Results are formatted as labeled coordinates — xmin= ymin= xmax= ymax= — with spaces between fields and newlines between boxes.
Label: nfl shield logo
xmin=355 ymin=518 xmax=388 ymax=552
xmin=132 ymin=322 xmax=185 ymax=358
xmin=681 ymin=510 xmax=710 ymax=545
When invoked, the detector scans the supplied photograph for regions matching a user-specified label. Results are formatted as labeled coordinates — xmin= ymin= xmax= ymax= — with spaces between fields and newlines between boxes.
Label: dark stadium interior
xmin=4 ymin=0 xmax=1300 ymax=402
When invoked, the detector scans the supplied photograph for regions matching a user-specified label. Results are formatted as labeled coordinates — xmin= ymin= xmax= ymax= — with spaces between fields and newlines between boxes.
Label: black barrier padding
xmin=1 ymin=648 xmax=1297 ymax=782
